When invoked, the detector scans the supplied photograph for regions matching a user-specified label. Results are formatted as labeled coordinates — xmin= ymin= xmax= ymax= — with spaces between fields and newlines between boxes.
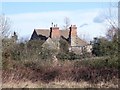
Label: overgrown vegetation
xmin=2 ymin=29 xmax=119 ymax=85
xmin=92 ymin=27 xmax=118 ymax=57
xmin=1 ymin=15 xmax=119 ymax=88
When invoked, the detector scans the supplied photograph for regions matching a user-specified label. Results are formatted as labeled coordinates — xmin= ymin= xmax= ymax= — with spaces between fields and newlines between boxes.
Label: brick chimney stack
xmin=69 ymin=25 xmax=77 ymax=46
xmin=70 ymin=25 xmax=77 ymax=36
xmin=50 ymin=24 xmax=60 ymax=39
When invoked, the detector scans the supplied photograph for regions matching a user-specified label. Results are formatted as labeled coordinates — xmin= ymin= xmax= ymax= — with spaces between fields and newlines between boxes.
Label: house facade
xmin=30 ymin=25 xmax=92 ymax=54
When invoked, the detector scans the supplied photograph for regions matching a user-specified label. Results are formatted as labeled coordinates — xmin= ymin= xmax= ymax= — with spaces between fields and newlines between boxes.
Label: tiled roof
xmin=34 ymin=29 xmax=88 ymax=46
xmin=60 ymin=30 xmax=69 ymax=38
xmin=35 ymin=29 xmax=69 ymax=39
xmin=35 ymin=29 xmax=50 ymax=37
xmin=42 ymin=37 xmax=58 ymax=49
xmin=76 ymin=37 xmax=88 ymax=46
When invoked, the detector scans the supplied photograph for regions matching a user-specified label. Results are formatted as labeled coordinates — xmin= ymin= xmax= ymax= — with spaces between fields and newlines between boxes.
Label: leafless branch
xmin=0 ymin=14 xmax=11 ymax=38
xmin=63 ymin=17 xmax=71 ymax=30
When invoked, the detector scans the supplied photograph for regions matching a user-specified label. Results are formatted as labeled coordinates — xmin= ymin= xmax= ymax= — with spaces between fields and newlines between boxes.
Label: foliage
xmin=2 ymin=26 xmax=119 ymax=85
xmin=2 ymin=38 xmax=119 ymax=85
xmin=92 ymin=27 xmax=118 ymax=57
xmin=3 ymin=58 xmax=119 ymax=84
xmin=2 ymin=39 xmax=57 ymax=62
xmin=73 ymin=56 xmax=119 ymax=70
xmin=59 ymin=38 xmax=69 ymax=53
xmin=40 ymin=47 xmax=56 ymax=60
xmin=56 ymin=51 xmax=80 ymax=60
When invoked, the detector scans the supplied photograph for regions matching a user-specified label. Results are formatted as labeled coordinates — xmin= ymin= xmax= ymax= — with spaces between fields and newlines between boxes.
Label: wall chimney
xmin=69 ymin=25 xmax=77 ymax=46
xmin=50 ymin=25 xmax=60 ymax=39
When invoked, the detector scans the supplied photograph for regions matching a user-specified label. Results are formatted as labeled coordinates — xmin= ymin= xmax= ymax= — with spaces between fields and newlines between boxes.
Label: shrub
xmin=56 ymin=52 xmax=69 ymax=60
xmin=68 ymin=52 xmax=78 ymax=60
xmin=56 ymin=51 xmax=80 ymax=60
xmin=89 ymin=57 xmax=119 ymax=69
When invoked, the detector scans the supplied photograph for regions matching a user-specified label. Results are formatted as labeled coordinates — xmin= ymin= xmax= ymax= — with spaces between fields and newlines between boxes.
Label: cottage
xmin=30 ymin=25 xmax=92 ymax=54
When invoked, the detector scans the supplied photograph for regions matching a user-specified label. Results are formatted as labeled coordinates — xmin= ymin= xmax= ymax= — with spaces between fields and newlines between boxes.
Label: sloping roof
xmin=76 ymin=37 xmax=88 ymax=46
xmin=42 ymin=37 xmax=58 ymax=50
xmin=35 ymin=29 xmax=50 ymax=37
xmin=60 ymin=30 xmax=69 ymax=38
xmin=35 ymin=29 xmax=69 ymax=39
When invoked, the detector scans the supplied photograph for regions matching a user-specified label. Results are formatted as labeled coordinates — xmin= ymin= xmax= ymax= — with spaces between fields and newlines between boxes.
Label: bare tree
xmin=106 ymin=26 xmax=118 ymax=40
xmin=104 ymin=2 xmax=118 ymax=28
xmin=103 ymin=2 xmax=118 ymax=40
xmin=63 ymin=17 xmax=71 ymax=30
xmin=0 ymin=14 xmax=11 ymax=38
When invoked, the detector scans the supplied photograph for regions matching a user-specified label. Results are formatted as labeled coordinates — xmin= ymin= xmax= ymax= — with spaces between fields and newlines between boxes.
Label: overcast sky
xmin=2 ymin=2 xmax=118 ymax=41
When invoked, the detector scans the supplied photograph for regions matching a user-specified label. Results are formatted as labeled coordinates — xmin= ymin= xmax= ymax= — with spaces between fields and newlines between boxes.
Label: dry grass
xmin=2 ymin=80 xmax=118 ymax=88
xmin=2 ymin=58 xmax=119 ymax=88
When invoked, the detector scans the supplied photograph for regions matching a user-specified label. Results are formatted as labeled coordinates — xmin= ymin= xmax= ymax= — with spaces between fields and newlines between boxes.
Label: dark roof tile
xmin=35 ymin=29 xmax=50 ymax=37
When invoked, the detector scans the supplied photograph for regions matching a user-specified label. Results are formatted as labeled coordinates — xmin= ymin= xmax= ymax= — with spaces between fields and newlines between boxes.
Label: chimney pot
xmin=51 ymin=22 xmax=53 ymax=27
xmin=73 ymin=25 xmax=76 ymax=27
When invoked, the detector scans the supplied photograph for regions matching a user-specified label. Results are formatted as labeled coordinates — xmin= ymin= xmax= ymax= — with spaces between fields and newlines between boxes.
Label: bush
xmin=68 ymin=52 xmax=80 ymax=60
xmin=40 ymin=48 xmax=55 ymax=60
xmin=73 ymin=56 xmax=119 ymax=70
xmin=2 ymin=36 xmax=119 ymax=84
xmin=56 ymin=52 xmax=70 ymax=60
xmin=90 ymin=57 xmax=119 ymax=69
xmin=3 ymin=39 xmax=57 ymax=61
xmin=56 ymin=51 xmax=80 ymax=60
